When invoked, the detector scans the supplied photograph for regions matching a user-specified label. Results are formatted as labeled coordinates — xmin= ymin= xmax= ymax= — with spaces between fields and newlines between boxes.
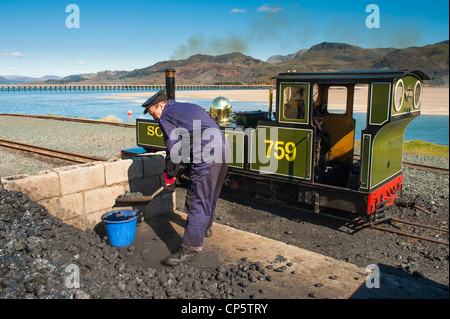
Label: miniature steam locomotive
xmin=121 ymin=69 xmax=429 ymax=223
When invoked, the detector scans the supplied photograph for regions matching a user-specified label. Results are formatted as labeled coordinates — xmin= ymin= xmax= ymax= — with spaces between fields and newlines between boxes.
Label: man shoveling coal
xmin=142 ymin=89 xmax=229 ymax=266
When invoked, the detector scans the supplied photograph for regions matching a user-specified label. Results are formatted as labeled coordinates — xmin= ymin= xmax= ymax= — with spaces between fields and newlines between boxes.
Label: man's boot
xmin=204 ymin=228 xmax=212 ymax=238
xmin=163 ymin=247 xmax=198 ymax=266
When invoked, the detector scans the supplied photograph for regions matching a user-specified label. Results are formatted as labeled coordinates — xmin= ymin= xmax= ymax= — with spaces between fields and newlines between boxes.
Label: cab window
xmin=280 ymin=83 xmax=309 ymax=123
xmin=327 ymin=86 xmax=347 ymax=114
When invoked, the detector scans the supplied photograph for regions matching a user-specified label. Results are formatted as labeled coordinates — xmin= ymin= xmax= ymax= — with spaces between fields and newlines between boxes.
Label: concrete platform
xmin=122 ymin=210 xmax=448 ymax=299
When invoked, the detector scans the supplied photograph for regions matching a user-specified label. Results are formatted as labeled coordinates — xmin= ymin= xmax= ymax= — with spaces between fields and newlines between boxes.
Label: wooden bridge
xmin=0 ymin=84 xmax=274 ymax=92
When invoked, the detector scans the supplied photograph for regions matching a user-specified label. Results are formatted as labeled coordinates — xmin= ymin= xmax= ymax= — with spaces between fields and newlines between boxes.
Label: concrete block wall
xmin=0 ymin=153 xmax=175 ymax=230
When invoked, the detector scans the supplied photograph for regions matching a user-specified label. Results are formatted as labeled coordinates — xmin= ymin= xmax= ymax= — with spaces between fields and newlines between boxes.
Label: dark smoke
xmin=169 ymin=10 xmax=289 ymax=60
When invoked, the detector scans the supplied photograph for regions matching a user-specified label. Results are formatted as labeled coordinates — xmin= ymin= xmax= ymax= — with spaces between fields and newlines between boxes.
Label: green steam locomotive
xmin=122 ymin=69 xmax=428 ymax=223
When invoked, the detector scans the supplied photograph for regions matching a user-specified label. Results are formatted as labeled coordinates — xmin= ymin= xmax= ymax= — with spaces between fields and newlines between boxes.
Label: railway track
xmin=403 ymin=161 xmax=449 ymax=174
xmin=0 ymin=113 xmax=136 ymax=128
xmin=0 ymin=139 xmax=108 ymax=163
xmin=371 ymin=217 xmax=449 ymax=246
xmin=227 ymin=191 xmax=450 ymax=246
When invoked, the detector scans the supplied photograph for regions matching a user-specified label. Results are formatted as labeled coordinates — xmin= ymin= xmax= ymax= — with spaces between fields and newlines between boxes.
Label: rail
xmin=0 ymin=139 xmax=107 ymax=163
xmin=370 ymin=217 xmax=449 ymax=246
xmin=0 ymin=113 xmax=136 ymax=128
xmin=403 ymin=161 xmax=449 ymax=174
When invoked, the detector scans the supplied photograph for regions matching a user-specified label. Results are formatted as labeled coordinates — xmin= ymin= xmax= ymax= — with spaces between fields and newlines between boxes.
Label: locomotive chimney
xmin=165 ymin=69 xmax=176 ymax=100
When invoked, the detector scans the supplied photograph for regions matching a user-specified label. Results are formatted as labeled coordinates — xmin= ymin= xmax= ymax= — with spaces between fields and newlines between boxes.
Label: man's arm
xmin=158 ymin=117 xmax=180 ymax=177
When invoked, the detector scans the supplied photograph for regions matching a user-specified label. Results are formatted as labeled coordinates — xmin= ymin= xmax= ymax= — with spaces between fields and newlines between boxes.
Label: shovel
xmin=114 ymin=164 xmax=191 ymax=205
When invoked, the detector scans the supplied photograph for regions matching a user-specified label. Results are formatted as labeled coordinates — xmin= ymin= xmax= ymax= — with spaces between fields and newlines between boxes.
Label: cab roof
xmin=272 ymin=70 xmax=430 ymax=82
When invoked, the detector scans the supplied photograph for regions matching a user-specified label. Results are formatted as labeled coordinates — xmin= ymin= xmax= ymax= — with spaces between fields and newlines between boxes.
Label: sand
xmin=421 ymin=87 xmax=449 ymax=115
xmin=105 ymin=87 xmax=449 ymax=115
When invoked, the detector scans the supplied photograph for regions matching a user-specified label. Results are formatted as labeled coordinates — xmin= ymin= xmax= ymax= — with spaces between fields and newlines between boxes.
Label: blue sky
xmin=0 ymin=0 xmax=448 ymax=77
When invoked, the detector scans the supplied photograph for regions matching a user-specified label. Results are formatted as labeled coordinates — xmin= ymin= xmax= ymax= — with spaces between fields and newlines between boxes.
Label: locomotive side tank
xmin=123 ymin=69 xmax=429 ymax=223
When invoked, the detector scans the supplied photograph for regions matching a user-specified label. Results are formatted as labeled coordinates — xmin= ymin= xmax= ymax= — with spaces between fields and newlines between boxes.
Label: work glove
xmin=163 ymin=172 xmax=175 ymax=190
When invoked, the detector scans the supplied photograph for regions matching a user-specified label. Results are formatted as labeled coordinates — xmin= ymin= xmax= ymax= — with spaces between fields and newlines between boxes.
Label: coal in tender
xmin=0 ymin=189 xmax=270 ymax=299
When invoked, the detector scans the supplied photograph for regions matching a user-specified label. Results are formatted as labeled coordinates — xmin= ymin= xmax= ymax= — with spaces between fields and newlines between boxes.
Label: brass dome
xmin=210 ymin=96 xmax=232 ymax=123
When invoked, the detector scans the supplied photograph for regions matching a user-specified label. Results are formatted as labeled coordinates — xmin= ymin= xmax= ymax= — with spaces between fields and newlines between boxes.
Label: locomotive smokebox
xmin=165 ymin=69 xmax=176 ymax=100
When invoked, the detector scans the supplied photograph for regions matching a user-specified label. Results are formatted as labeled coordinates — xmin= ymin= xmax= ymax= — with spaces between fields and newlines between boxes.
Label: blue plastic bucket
xmin=101 ymin=210 xmax=139 ymax=247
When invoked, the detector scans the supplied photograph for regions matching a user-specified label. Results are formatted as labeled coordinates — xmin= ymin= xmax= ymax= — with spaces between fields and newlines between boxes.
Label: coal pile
xmin=0 ymin=189 xmax=267 ymax=299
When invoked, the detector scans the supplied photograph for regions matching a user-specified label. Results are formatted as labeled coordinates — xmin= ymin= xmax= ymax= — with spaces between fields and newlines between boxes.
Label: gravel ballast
xmin=0 ymin=115 xmax=448 ymax=297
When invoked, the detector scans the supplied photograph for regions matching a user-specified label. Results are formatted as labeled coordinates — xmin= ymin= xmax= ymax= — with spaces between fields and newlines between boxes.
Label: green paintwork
xmin=137 ymin=120 xmax=166 ymax=148
xmin=365 ymin=73 xmax=422 ymax=189
xmin=370 ymin=83 xmax=390 ymax=125
xmin=250 ymin=126 xmax=312 ymax=179
xmin=370 ymin=117 xmax=414 ymax=188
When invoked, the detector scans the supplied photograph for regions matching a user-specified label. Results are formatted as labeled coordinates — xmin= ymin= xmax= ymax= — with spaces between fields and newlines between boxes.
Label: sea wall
xmin=0 ymin=154 xmax=175 ymax=230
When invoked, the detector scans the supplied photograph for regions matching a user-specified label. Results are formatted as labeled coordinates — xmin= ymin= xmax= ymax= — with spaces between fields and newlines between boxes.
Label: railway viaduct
xmin=0 ymin=84 xmax=274 ymax=92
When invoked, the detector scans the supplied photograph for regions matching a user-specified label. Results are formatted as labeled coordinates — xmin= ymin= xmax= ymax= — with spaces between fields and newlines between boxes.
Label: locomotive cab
xmin=265 ymin=70 xmax=428 ymax=217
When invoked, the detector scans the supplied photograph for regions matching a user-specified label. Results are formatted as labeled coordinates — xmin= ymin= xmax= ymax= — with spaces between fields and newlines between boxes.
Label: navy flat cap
xmin=142 ymin=90 xmax=168 ymax=114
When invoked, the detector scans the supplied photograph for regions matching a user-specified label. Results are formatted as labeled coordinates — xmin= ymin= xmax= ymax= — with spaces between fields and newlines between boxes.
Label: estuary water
xmin=0 ymin=90 xmax=448 ymax=145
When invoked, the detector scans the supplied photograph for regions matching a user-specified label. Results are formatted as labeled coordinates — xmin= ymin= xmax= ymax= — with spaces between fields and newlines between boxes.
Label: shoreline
xmin=102 ymin=87 xmax=449 ymax=116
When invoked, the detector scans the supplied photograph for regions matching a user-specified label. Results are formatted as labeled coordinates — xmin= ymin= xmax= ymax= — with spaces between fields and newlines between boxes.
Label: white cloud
xmin=1 ymin=52 xmax=24 ymax=57
xmin=74 ymin=61 xmax=88 ymax=65
xmin=257 ymin=4 xmax=282 ymax=13
xmin=230 ymin=8 xmax=246 ymax=13
xmin=3 ymin=67 xmax=17 ymax=71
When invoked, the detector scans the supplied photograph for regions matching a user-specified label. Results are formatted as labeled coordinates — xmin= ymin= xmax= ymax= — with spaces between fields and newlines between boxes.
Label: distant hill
xmin=371 ymin=41 xmax=449 ymax=86
xmin=0 ymin=75 xmax=62 ymax=85
xmin=11 ymin=41 xmax=448 ymax=87
xmin=117 ymin=53 xmax=279 ymax=85
xmin=264 ymin=41 xmax=447 ymax=86
xmin=0 ymin=76 xmax=15 ymax=85
xmin=266 ymin=42 xmax=401 ymax=75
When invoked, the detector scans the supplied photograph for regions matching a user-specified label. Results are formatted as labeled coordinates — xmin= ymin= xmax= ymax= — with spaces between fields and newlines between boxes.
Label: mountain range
xmin=2 ymin=40 xmax=448 ymax=87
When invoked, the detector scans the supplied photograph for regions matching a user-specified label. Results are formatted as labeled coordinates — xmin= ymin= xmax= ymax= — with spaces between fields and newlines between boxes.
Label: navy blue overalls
xmin=159 ymin=99 xmax=229 ymax=251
